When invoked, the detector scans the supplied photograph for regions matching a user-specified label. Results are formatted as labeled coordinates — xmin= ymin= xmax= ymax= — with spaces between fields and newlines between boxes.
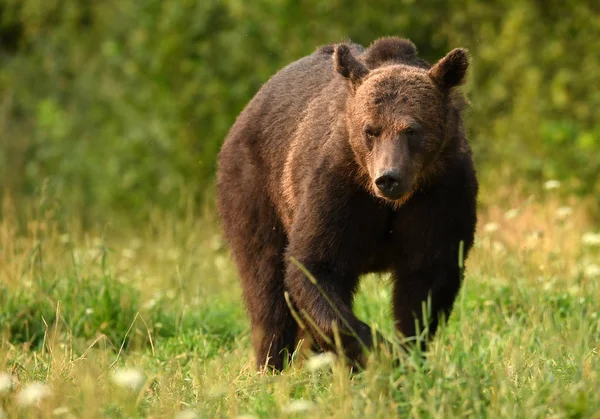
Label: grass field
xmin=1 ymin=182 xmax=599 ymax=418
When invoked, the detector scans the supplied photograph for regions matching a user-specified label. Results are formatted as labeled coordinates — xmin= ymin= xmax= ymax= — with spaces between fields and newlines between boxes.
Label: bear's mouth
xmin=375 ymin=187 xmax=405 ymax=200
xmin=373 ymin=186 xmax=416 ymax=208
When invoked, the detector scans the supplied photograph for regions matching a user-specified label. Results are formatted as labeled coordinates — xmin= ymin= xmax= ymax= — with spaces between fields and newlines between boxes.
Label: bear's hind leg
xmin=238 ymin=220 xmax=298 ymax=371
xmin=251 ymin=303 xmax=298 ymax=371
xmin=217 ymin=176 xmax=297 ymax=371
xmin=392 ymin=263 xmax=462 ymax=352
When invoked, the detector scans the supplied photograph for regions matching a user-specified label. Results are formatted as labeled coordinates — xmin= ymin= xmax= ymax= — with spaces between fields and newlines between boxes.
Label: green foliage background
xmin=1 ymin=0 xmax=599 ymax=223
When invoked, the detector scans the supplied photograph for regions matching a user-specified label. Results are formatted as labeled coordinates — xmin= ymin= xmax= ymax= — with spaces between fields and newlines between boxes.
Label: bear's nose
xmin=375 ymin=170 xmax=403 ymax=198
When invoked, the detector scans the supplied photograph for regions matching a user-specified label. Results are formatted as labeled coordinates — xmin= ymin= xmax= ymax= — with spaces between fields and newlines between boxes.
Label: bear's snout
xmin=374 ymin=169 xmax=405 ymax=199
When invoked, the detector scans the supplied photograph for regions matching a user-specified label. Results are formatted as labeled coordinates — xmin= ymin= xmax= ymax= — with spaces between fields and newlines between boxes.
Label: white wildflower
xmin=52 ymin=406 xmax=70 ymax=416
xmin=167 ymin=248 xmax=180 ymax=261
xmin=492 ymin=241 xmax=507 ymax=255
xmin=282 ymin=399 xmax=315 ymax=414
xmin=504 ymin=208 xmax=519 ymax=220
xmin=111 ymin=368 xmax=145 ymax=391
xmin=16 ymin=382 xmax=51 ymax=407
xmin=582 ymin=232 xmax=600 ymax=247
xmin=72 ymin=248 xmax=83 ymax=264
xmin=524 ymin=231 xmax=543 ymax=249
xmin=121 ymin=248 xmax=136 ymax=259
xmin=210 ymin=234 xmax=223 ymax=251
xmin=143 ymin=298 xmax=158 ymax=310
xmin=584 ymin=264 xmax=600 ymax=279
xmin=85 ymin=308 xmax=94 ymax=315
xmin=483 ymin=222 xmax=500 ymax=233
xmin=543 ymin=180 xmax=561 ymax=190
xmin=214 ymin=255 xmax=228 ymax=270
xmin=0 ymin=373 xmax=12 ymax=394
xmin=555 ymin=206 xmax=573 ymax=220
xmin=306 ymin=352 xmax=336 ymax=372
xmin=175 ymin=410 xmax=199 ymax=419
xmin=86 ymin=248 xmax=102 ymax=260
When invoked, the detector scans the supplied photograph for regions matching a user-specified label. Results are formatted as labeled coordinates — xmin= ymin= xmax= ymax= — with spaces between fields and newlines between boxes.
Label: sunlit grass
xmin=0 ymin=181 xmax=599 ymax=418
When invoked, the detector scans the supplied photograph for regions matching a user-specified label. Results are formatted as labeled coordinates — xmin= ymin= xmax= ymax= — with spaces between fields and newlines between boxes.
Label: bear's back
xmin=222 ymin=45 xmax=345 ymax=170
xmin=224 ymin=38 xmax=429 ymax=162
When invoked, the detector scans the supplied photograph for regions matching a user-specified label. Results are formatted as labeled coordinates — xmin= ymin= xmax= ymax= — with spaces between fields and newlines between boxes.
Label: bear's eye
xmin=364 ymin=126 xmax=380 ymax=151
xmin=402 ymin=126 xmax=424 ymax=150
xmin=364 ymin=126 xmax=381 ymax=138
xmin=403 ymin=123 xmax=422 ymax=137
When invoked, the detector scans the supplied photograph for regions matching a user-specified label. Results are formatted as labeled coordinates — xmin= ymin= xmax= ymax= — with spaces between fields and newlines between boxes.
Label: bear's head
xmin=334 ymin=40 xmax=469 ymax=206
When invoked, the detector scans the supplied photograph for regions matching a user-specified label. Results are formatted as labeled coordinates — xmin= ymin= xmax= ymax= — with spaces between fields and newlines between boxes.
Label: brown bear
xmin=216 ymin=37 xmax=478 ymax=371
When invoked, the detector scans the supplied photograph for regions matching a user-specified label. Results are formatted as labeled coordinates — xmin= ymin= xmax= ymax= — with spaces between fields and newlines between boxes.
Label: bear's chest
xmin=356 ymin=208 xmax=407 ymax=273
xmin=356 ymin=198 xmax=443 ymax=274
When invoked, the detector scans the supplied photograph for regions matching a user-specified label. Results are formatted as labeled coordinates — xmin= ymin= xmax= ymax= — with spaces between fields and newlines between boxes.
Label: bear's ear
xmin=428 ymin=48 xmax=469 ymax=90
xmin=334 ymin=44 xmax=369 ymax=89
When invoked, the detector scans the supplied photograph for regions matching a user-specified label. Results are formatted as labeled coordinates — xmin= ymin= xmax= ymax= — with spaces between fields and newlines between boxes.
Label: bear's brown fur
xmin=216 ymin=37 xmax=478 ymax=371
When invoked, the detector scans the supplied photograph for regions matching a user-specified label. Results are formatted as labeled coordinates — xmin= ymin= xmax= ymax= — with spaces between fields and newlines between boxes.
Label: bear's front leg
xmin=284 ymin=256 xmax=374 ymax=367
xmin=282 ymin=179 xmax=380 ymax=367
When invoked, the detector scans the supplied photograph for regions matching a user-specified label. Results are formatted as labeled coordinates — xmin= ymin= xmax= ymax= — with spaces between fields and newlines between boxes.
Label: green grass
xmin=0 ymin=186 xmax=599 ymax=418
